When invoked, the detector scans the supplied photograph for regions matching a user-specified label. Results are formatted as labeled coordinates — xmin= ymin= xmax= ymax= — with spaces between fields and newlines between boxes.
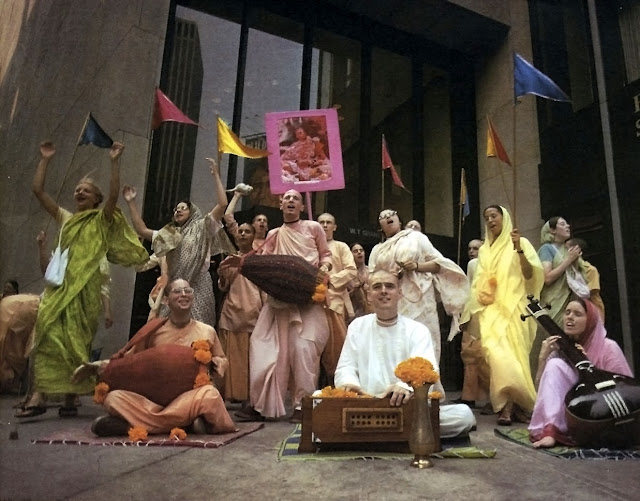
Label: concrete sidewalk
xmin=1 ymin=393 xmax=638 ymax=500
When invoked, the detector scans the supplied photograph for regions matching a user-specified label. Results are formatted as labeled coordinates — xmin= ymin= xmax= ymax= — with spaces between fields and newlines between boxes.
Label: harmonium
xmin=298 ymin=396 xmax=440 ymax=453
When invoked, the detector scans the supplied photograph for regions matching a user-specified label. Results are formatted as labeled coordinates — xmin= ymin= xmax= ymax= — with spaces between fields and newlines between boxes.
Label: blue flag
xmin=514 ymin=53 xmax=570 ymax=103
xmin=78 ymin=113 xmax=113 ymax=148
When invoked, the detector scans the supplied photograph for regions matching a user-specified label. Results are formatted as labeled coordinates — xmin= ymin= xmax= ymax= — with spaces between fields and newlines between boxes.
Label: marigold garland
xmin=93 ymin=382 xmax=110 ymax=404
xmin=394 ymin=357 xmax=440 ymax=387
xmin=128 ymin=426 xmax=148 ymax=442
xmin=317 ymin=386 xmax=372 ymax=398
xmin=169 ymin=427 xmax=187 ymax=441
xmin=191 ymin=339 xmax=210 ymax=351
xmin=194 ymin=349 xmax=213 ymax=364
xmin=312 ymin=283 xmax=327 ymax=303
xmin=193 ymin=371 xmax=212 ymax=388
xmin=428 ymin=391 xmax=443 ymax=400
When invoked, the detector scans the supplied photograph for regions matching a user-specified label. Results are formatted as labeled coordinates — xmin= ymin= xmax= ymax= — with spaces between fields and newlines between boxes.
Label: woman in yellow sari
xmin=461 ymin=205 xmax=543 ymax=425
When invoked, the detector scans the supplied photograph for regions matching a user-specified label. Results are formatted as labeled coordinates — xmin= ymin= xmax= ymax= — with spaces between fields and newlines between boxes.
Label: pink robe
xmin=250 ymin=220 xmax=331 ymax=418
xmin=528 ymin=300 xmax=632 ymax=445
xmin=103 ymin=320 xmax=236 ymax=434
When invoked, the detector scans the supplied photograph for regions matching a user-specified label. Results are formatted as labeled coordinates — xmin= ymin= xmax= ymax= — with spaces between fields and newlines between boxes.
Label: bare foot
xmin=532 ymin=436 xmax=556 ymax=448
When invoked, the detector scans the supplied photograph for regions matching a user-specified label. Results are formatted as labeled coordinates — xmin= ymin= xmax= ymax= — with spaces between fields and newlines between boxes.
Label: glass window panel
xmin=370 ymin=47 xmax=412 ymax=222
xmin=422 ymin=65 xmax=453 ymax=237
xmin=238 ymin=13 xmax=304 ymax=210
xmin=310 ymin=30 xmax=361 ymax=217
xmin=175 ymin=6 xmax=240 ymax=207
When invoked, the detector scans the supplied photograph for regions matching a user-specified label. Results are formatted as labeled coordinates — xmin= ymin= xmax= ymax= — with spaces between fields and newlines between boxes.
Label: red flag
xmin=152 ymin=88 xmax=198 ymax=130
xmin=486 ymin=117 xmax=512 ymax=166
xmin=381 ymin=135 xmax=407 ymax=189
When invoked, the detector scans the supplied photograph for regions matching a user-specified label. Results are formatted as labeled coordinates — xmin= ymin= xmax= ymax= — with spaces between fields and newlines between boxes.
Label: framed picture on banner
xmin=265 ymin=108 xmax=344 ymax=194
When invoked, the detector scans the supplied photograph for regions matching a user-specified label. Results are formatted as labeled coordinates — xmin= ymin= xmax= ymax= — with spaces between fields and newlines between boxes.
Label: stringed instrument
xmin=524 ymin=296 xmax=640 ymax=447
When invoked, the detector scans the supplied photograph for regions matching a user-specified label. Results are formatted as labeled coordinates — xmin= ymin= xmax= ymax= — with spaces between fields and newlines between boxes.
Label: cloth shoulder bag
xmin=44 ymin=225 xmax=69 ymax=287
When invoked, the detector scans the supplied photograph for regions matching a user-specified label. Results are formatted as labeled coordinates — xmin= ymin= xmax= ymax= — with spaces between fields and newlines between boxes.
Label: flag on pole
xmin=460 ymin=168 xmax=470 ymax=220
xmin=152 ymin=88 xmax=198 ymax=129
xmin=486 ymin=117 xmax=512 ymax=166
xmin=514 ymin=53 xmax=571 ymax=102
xmin=78 ymin=113 xmax=113 ymax=148
xmin=381 ymin=135 xmax=408 ymax=190
xmin=217 ymin=117 xmax=269 ymax=158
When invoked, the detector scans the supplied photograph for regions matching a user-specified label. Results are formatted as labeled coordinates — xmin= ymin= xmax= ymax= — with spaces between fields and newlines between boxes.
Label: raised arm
xmin=36 ymin=231 xmax=50 ymax=275
xmin=103 ymin=142 xmax=124 ymax=221
xmin=542 ymin=245 xmax=581 ymax=285
xmin=207 ymin=158 xmax=228 ymax=221
xmin=122 ymin=185 xmax=154 ymax=241
xmin=32 ymin=142 xmax=60 ymax=219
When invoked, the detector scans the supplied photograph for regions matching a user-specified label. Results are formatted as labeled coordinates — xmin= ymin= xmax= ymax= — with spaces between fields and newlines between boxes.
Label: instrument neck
xmin=534 ymin=312 xmax=593 ymax=370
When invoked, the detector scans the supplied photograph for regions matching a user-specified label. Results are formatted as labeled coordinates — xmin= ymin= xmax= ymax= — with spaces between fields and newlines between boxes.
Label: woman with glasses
xmin=123 ymin=158 xmax=231 ymax=327
xmin=368 ymin=209 xmax=469 ymax=365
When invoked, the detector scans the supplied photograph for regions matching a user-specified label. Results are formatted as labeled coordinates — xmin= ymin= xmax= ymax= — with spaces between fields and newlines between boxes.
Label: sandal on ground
xmin=58 ymin=406 xmax=78 ymax=417
xmin=497 ymin=414 xmax=512 ymax=426
xmin=15 ymin=406 xmax=47 ymax=418
xmin=234 ymin=407 xmax=265 ymax=422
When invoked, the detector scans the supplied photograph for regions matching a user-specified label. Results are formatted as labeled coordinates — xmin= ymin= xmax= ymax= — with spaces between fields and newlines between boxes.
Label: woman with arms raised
xmin=123 ymin=158 xmax=230 ymax=327
xmin=17 ymin=141 xmax=148 ymax=418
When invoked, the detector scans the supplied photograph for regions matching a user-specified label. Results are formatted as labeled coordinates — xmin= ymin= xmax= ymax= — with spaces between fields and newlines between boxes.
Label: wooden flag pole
xmin=457 ymin=198 xmax=463 ymax=266
xmin=512 ymin=102 xmax=518 ymax=227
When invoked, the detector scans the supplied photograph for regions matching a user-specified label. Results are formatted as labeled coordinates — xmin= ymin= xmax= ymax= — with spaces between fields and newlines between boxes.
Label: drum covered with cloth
xmin=99 ymin=344 xmax=205 ymax=406
xmin=237 ymin=254 xmax=327 ymax=304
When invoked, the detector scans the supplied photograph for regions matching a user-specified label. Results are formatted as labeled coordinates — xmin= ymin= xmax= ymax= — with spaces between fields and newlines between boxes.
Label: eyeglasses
xmin=378 ymin=210 xmax=397 ymax=220
xmin=170 ymin=287 xmax=194 ymax=295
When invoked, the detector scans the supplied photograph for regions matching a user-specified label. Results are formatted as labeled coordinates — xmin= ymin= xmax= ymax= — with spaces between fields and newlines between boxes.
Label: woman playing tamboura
xmin=460 ymin=205 xmax=544 ymax=425
xmin=123 ymin=158 xmax=230 ymax=327
xmin=347 ymin=243 xmax=372 ymax=323
xmin=17 ymin=141 xmax=148 ymax=418
xmin=529 ymin=297 xmax=633 ymax=448
xmin=538 ymin=217 xmax=588 ymax=324
xmin=368 ymin=209 xmax=468 ymax=364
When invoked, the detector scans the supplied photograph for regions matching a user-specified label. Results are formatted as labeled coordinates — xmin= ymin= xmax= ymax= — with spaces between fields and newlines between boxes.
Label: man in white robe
xmin=335 ymin=270 xmax=475 ymax=438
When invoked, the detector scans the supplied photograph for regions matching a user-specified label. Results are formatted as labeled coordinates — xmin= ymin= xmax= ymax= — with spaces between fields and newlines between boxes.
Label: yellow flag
xmin=217 ymin=117 xmax=269 ymax=158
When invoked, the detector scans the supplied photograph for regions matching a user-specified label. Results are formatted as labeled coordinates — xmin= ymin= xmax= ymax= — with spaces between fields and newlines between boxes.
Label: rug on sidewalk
xmin=32 ymin=422 xmax=264 ymax=448
xmin=277 ymin=425 xmax=496 ymax=461
xmin=494 ymin=427 xmax=640 ymax=460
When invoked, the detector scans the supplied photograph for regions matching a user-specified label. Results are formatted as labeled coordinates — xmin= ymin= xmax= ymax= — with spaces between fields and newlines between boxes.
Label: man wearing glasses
xmin=74 ymin=278 xmax=236 ymax=437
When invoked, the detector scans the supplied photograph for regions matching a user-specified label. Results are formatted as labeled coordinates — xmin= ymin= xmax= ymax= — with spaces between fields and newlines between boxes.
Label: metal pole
xmin=587 ymin=0 xmax=633 ymax=371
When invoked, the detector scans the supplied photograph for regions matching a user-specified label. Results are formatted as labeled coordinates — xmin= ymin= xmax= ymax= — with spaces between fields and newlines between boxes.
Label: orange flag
xmin=487 ymin=117 xmax=512 ymax=166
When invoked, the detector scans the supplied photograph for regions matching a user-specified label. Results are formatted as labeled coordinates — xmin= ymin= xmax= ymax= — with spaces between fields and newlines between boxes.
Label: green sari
xmin=33 ymin=208 xmax=148 ymax=395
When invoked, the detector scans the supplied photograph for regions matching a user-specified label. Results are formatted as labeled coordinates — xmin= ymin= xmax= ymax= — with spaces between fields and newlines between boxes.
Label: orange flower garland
xmin=93 ymin=382 xmax=110 ymax=404
xmin=317 ymin=386 xmax=372 ymax=398
xmin=169 ymin=428 xmax=187 ymax=441
xmin=128 ymin=426 xmax=148 ymax=442
xmin=312 ymin=283 xmax=327 ymax=303
xmin=428 ymin=391 xmax=443 ymax=400
xmin=194 ymin=349 xmax=212 ymax=364
xmin=191 ymin=339 xmax=210 ymax=351
xmin=193 ymin=371 xmax=211 ymax=389
xmin=394 ymin=357 xmax=440 ymax=388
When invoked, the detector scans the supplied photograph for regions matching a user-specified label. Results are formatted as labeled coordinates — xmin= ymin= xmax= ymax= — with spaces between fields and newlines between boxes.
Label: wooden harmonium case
xmin=299 ymin=396 xmax=440 ymax=453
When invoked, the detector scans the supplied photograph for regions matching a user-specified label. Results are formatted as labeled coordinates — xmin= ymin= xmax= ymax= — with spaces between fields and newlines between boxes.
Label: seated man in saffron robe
xmin=73 ymin=278 xmax=236 ymax=437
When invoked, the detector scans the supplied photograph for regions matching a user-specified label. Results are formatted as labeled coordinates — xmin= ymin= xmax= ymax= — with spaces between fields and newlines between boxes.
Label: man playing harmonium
xmin=335 ymin=269 xmax=475 ymax=438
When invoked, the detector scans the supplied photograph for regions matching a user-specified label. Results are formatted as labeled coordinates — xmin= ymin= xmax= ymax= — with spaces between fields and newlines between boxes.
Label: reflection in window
xmin=619 ymin=0 xmax=640 ymax=83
